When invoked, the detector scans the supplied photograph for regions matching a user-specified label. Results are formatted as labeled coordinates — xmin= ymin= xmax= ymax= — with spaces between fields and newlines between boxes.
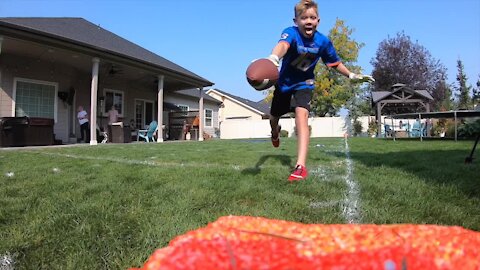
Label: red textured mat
xmin=131 ymin=216 xmax=480 ymax=270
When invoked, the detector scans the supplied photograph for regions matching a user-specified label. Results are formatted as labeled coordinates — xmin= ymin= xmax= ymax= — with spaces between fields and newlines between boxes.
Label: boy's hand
xmin=349 ymin=73 xmax=375 ymax=83
xmin=267 ymin=54 xmax=280 ymax=67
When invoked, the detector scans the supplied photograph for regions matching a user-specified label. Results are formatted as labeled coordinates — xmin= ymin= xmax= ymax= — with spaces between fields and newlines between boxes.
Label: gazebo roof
xmin=372 ymin=83 xmax=433 ymax=115
xmin=372 ymin=83 xmax=433 ymax=103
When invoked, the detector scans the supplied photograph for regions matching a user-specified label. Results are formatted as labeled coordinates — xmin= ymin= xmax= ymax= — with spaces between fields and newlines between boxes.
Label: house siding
xmin=0 ymin=54 xmax=78 ymax=142
xmin=206 ymin=91 xmax=263 ymax=122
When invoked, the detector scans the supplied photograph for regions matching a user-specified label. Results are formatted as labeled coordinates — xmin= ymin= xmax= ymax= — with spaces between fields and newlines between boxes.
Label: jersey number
xmin=291 ymin=54 xmax=312 ymax=71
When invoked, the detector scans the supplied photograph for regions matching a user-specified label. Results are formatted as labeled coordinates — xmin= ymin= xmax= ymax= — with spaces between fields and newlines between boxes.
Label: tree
xmin=370 ymin=32 xmax=449 ymax=109
xmin=472 ymin=75 xmax=480 ymax=109
xmin=312 ymin=19 xmax=364 ymax=116
xmin=434 ymin=73 xmax=454 ymax=111
xmin=455 ymin=59 xmax=472 ymax=110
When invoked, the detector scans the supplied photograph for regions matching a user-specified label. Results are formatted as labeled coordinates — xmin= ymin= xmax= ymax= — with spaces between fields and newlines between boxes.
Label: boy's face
xmin=294 ymin=7 xmax=319 ymax=38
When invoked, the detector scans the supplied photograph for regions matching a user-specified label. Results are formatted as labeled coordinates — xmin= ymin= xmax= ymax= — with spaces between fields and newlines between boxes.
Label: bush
xmin=353 ymin=120 xmax=363 ymax=137
xmin=293 ymin=125 xmax=312 ymax=136
xmin=367 ymin=119 xmax=378 ymax=137
xmin=279 ymin=129 xmax=289 ymax=137
xmin=458 ymin=119 xmax=480 ymax=138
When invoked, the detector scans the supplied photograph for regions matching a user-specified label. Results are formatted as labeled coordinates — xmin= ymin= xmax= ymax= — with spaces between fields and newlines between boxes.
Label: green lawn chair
xmin=138 ymin=121 xmax=158 ymax=142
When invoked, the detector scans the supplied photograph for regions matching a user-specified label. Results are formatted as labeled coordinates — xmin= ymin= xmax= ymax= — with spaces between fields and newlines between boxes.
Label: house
xmin=0 ymin=17 xmax=215 ymax=145
xmin=165 ymin=89 xmax=221 ymax=139
xmin=206 ymin=88 xmax=350 ymax=139
xmin=206 ymin=88 xmax=270 ymax=121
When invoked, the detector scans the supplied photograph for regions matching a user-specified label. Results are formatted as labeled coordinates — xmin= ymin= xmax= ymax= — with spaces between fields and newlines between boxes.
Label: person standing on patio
xmin=107 ymin=105 xmax=119 ymax=124
xmin=77 ymin=105 xmax=90 ymax=143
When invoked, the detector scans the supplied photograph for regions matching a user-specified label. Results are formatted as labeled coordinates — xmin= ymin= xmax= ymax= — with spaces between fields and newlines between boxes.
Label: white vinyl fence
xmin=219 ymin=116 xmax=371 ymax=139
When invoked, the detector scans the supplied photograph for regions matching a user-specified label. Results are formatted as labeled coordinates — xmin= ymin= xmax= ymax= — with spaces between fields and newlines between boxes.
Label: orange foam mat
xmin=131 ymin=216 xmax=480 ymax=270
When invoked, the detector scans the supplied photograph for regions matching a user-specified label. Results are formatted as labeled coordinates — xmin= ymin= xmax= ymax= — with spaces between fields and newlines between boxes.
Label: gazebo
xmin=372 ymin=83 xmax=434 ymax=137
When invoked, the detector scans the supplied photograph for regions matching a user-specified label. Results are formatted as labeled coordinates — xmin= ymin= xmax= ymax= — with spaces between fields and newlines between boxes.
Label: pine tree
xmin=472 ymin=75 xmax=480 ymax=109
xmin=455 ymin=59 xmax=472 ymax=110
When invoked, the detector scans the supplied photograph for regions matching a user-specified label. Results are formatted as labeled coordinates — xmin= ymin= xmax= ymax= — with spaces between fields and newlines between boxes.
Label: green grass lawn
xmin=1 ymin=137 xmax=479 ymax=269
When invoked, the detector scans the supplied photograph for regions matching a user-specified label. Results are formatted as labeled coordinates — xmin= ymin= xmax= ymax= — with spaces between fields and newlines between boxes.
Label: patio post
xmin=419 ymin=113 xmax=423 ymax=142
xmin=157 ymin=75 xmax=164 ymax=142
xmin=454 ymin=111 xmax=458 ymax=142
xmin=376 ymin=102 xmax=382 ymax=137
xmin=198 ymin=87 xmax=204 ymax=141
xmin=89 ymin=57 xmax=100 ymax=145
xmin=391 ymin=117 xmax=395 ymax=141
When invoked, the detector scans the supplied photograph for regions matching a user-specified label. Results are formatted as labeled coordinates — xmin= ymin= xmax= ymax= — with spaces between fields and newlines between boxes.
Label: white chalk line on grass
xmin=308 ymin=139 xmax=362 ymax=224
xmin=342 ymin=138 xmax=362 ymax=224
xmin=0 ymin=252 xmax=14 ymax=270
xmin=31 ymin=152 xmax=284 ymax=171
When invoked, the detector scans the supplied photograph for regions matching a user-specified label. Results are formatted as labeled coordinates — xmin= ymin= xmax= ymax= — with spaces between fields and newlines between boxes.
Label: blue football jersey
xmin=278 ymin=26 xmax=341 ymax=92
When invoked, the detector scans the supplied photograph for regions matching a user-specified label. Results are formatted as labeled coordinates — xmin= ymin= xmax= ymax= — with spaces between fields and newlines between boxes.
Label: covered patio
xmin=0 ymin=18 xmax=213 ymax=146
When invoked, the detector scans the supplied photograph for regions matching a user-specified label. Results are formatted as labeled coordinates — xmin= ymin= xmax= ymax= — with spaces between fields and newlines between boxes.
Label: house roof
xmin=206 ymin=88 xmax=271 ymax=115
xmin=0 ymin=17 xmax=213 ymax=88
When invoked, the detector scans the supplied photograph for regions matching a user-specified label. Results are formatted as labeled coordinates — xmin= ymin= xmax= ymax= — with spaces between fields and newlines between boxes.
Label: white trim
xmin=102 ymin=88 xmax=125 ymax=117
xmin=12 ymin=77 xmax=58 ymax=122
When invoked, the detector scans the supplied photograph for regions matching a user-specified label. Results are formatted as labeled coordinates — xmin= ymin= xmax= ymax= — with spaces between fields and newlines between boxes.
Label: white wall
xmin=220 ymin=116 xmax=374 ymax=139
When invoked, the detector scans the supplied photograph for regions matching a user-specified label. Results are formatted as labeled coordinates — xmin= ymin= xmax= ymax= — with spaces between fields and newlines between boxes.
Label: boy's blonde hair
xmin=294 ymin=0 xmax=318 ymax=18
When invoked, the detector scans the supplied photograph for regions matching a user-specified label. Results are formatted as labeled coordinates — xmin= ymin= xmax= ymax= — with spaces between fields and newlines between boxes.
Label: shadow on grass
xmin=241 ymin=154 xmax=293 ymax=175
xmin=333 ymin=148 xmax=480 ymax=199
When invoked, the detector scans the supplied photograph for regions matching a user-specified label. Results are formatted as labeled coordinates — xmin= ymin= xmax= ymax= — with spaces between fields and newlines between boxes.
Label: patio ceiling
xmin=0 ymin=18 xmax=213 ymax=92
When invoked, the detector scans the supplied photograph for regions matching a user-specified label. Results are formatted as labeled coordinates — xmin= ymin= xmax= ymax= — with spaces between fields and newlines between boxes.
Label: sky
xmin=1 ymin=0 xmax=479 ymax=102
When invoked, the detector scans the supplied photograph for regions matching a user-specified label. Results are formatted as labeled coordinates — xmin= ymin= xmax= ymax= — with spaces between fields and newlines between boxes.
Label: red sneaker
xmin=271 ymin=125 xmax=281 ymax=148
xmin=288 ymin=165 xmax=308 ymax=181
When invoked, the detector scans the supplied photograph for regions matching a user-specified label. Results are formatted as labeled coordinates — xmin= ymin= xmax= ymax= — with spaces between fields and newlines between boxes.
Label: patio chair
xmin=410 ymin=120 xmax=422 ymax=137
xmin=384 ymin=124 xmax=393 ymax=137
xmin=137 ymin=121 xmax=158 ymax=142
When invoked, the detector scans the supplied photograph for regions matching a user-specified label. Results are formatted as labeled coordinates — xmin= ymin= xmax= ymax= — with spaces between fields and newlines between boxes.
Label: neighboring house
xmin=206 ymin=88 xmax=270 ymax=122
xmin=0 ymin=17 xmax=214 ymax=144
xmin=206 ymin=88 xmax=352 ymax=139
xmin=165 ymin=89 xmax=222 ymax=138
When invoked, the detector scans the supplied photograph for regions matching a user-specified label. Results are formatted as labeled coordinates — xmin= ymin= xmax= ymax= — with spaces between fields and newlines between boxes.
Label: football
xmin=246 ymin=59 xmax=279 ymax=91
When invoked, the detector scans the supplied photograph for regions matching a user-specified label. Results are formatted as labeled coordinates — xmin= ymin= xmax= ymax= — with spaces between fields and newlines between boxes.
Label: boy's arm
xmin=268 ymin=41 xmax=290 ymax=66
xmin=333 ymin=62 xmax=375 ymax=83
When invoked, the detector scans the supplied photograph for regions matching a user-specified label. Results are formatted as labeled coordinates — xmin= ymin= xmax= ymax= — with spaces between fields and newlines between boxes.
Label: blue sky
xmin=1 ymin=0 xmax=479 ymax=102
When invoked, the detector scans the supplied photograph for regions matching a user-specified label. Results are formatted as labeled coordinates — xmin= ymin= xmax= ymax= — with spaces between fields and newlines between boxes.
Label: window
xmin=103 ymin=89 xmax=124 ymax=116
xmin=205 ymin=109 xmax=213 ymax=127
xmin=14 ymin=78 xmax=57 ymax=121
xmin=178 ymin=104 xmax=189 ymax=116
xmin=178 ymin=105 xmax=189 ymax=111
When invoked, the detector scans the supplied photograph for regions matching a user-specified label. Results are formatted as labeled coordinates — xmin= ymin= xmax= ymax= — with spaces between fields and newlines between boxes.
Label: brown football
xmin=246 ymin=59 xmax=279 ymax=91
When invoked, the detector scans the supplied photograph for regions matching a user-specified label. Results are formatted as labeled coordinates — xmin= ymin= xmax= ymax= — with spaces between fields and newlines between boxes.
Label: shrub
xmin=458 ymin=119 xmax=480 ymax=138
xmin=293 ymin=125 xmax=312 ymax=136
xmin=353 ymin=120 xmax=363 ymax=137
xmin=279 ymin=129 xmax=289 ymax=137
xmin=367 ymin=119 xmax=378 ymax=137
